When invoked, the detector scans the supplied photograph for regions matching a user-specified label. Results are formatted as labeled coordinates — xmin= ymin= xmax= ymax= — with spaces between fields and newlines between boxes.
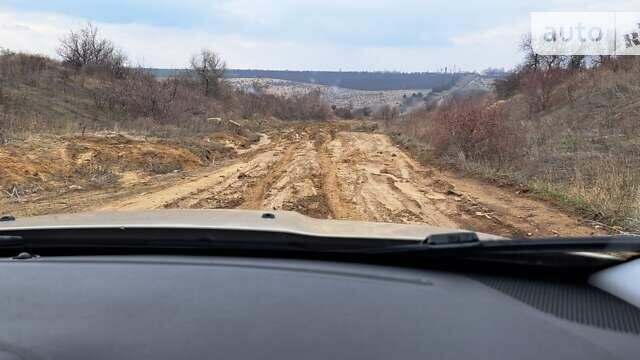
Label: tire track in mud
xmin=238 ymin=128 xmax=334 ymax=219
xmin=239 ymin=139 xmax=300 ymax=210
xmin=169 ymin=137 xmax=300 ymax=210
xmin=98 ymin=135 xmax=284 ymax=211
xmin=316 ymin=130 xmax=364 ymax=220
xmin=326 ymin=131 xmax=459 ymax=227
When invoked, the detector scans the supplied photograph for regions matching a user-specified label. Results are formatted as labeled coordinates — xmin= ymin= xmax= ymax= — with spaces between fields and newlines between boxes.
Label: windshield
xmin=0 ymin=1 xmax=638 ymax=239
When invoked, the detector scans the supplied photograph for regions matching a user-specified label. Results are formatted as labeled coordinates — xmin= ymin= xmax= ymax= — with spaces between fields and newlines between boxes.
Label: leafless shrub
xmin=274 ymin=89 xmax=332 ymax=121
xmin=89 ymin=68 xmax=213 ymax=127
xmin=427 ymin=97 xmax=523 ymax=168
xmin=494 ymin=71 xmax=523 ymax=100
xmin=0 ymin=52 xmax=57 ymax=86
xmin=236 ymin=88 xmax=331 ymax=121
xmin=519 ymin=69 xmax=569 ymax=113
xmin=57 ymin=22 xmax=128 ymax=78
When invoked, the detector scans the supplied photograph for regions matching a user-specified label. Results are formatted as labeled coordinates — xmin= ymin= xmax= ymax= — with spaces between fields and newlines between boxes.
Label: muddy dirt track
xmin=84 ymin=123 xmax=599 ymax=238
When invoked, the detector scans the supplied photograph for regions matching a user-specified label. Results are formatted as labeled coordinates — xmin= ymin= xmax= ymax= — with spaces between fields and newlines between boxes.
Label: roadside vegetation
xmin=386 ymin=37 xmax=640 ymax=233
xmin=0 ymin=23 xmax=332 ymax=141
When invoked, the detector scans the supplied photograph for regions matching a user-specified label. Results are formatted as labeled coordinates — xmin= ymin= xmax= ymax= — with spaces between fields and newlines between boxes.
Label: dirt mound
xmin=0 ymin=134 xmax=203 ymax=192
xmin=0 ymin=138 xmax=68 ymax=190
xmin=65 ymin=136 xmax=202 ymax=172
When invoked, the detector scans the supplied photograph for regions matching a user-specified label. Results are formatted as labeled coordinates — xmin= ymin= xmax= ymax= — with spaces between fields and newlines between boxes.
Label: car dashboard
xmin=0 ymin=255 xmax=638 ymax=360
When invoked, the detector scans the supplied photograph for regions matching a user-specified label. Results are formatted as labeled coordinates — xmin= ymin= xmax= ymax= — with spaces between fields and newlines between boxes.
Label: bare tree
xmin=190 ymin=49 xmax=226 ymax=98
xmin=520 ymin=34 xmax=567 ymax=71
xmin=57 ymin=22 xmax=127 ymax=77
xmin=520 ymin=35 xmax=542 ymax=71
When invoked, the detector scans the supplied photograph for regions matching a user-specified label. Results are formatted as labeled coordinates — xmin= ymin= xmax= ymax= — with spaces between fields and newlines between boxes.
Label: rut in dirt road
xmin=327 ymin=131 xmax=458 ymax=228
xmin=316 ymin=130 xmax=363 ymax=220
xmin=240 ymin=137 xmax=301 ymax=210
xmin=97 ymin=124 xmax=602 ymax=238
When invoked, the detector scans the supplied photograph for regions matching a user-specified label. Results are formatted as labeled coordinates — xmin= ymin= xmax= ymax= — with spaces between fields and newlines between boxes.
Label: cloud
xmin=548 ymin=0 xmax=640 ymax=10
xmin=217 ymin=0 xmax=284 ymax=25
xmin=2 ymin=0 xmax=538 ymax=48
xmin=450 ymin=20 xmax=529 ymax=47
xmin=0 ymin=4 xmax=527 ymax=71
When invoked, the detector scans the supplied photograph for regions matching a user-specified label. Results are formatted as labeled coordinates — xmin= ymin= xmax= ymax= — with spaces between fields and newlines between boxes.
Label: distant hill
xmin=225 ymin=70 xmax=465 ymax=91
xmin=148 ymin=68 xmax=466 ymax=91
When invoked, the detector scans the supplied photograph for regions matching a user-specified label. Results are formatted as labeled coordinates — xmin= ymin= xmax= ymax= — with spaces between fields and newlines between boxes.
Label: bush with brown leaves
xmin=428 ymin=97 xmax=523 ymax=168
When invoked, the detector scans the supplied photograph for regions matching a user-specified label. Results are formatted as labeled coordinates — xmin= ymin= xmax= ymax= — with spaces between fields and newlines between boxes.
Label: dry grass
xmin=563 ymin=156 xmax=640 ymax=230
xmin=75 ymin=163 xmax=121 ymax=188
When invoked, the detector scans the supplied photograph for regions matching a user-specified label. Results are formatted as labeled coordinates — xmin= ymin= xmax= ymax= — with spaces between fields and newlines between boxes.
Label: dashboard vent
xmin=472 ymin=275 xmax=640 ymax=334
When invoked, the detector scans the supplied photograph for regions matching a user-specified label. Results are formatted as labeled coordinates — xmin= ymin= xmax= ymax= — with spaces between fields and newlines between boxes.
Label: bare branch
xmin=189 ymin=49 xmax=226 ymax=97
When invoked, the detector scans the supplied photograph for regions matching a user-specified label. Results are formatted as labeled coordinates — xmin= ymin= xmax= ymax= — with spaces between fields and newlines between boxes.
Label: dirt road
xmin=89 ymin=124 xmax=599 ymax=238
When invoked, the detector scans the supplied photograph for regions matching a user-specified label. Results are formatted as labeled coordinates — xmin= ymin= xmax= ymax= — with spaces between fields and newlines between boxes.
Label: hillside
xmin=149 ymin=68 xmax=465 ymax=91
xmin=387 ymin=57 xmax=640 ymax=233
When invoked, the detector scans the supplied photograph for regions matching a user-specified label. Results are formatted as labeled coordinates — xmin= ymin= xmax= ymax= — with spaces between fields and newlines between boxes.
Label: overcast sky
xmin=0 ymin=0 xmax=637 ymax=71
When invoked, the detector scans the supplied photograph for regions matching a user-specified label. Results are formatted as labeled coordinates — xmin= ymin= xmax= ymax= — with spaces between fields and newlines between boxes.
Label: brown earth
xmin=1 ymin=123 xmax=605 ymax=238
xmin=0 ymin=134 xmax=202 ymax=190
